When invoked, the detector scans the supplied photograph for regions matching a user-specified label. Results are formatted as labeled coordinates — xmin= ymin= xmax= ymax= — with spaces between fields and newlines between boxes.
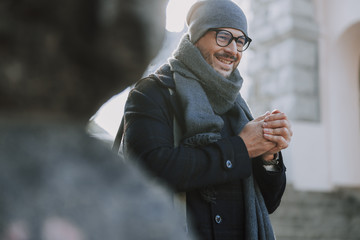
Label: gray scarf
xmin=168 ymin=34 xmax=275 ymax=240
xmin=169 ymin=34 xmax=251 ymax=145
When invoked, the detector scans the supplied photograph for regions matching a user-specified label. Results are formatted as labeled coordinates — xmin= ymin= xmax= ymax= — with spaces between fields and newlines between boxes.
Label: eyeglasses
xmin=210 ymin=29 xmax=252 ymax=52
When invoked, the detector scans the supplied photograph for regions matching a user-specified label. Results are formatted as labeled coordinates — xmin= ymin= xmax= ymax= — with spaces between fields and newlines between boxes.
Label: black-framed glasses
xmin=210 ymin=29 xmax=252 ymax=52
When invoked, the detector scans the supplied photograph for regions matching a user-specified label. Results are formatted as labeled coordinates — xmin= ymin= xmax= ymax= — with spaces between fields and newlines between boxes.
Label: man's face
xmin=195 ymin=27 xmax=243 ymax=78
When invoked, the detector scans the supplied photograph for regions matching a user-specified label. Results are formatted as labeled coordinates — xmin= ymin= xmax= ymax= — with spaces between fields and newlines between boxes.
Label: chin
xmin=216 ymin=69 xmax=232 ymax=78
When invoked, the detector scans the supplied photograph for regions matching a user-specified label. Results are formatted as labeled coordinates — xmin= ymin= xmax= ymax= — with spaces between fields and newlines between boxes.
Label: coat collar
xmin=152 ymin=64 xmax=175 ymax=89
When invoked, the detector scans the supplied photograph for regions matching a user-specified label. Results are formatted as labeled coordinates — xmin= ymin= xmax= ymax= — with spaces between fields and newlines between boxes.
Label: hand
xmin=262 ymin=109 xmax=293 ymax=156
xmin=239 ymin=112 xmax=276 ymax=158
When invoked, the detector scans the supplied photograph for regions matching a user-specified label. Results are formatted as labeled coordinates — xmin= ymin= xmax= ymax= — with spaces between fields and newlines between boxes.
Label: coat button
xmin=215 ymin=215 xmax=222 ymax=224
xmin=226 ymin=160 xmax=233 ymax=169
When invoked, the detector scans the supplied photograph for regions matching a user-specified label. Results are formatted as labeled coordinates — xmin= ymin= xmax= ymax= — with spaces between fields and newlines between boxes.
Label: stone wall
xmin=246 ymin=0 xmax=319 ymax=121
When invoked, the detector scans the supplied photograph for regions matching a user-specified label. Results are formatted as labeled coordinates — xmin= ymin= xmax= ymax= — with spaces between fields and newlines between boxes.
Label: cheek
xmin=234 ymin=53 xmax=242 ymax=67
xmin=237 ymin=52 xmax=242 ymax=61
xmin=196 ymin=46 xmax=213 ymax=65
xmin=195 ymin=39 xmax=218 ymax=58
xmin=202 ymin=51 xmax=213 ymax=64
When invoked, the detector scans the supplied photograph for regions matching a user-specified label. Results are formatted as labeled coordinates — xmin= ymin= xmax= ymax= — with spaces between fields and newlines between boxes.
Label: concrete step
xmin=270 ymin=185 xmax=360 ymax=240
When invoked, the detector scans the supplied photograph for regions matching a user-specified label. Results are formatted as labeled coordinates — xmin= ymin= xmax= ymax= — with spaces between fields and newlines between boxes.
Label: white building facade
xmin=243 ymin=0 xmax=360 ymax=191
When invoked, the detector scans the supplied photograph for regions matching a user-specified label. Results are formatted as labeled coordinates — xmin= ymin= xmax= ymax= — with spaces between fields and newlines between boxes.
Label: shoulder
xmin=135 ymin=64 xmax=175 ymax=92
xmin=127 ymin=64 xmax=176 ymax=111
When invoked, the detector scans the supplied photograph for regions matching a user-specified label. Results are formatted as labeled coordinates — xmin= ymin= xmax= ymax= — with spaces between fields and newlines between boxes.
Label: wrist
xmin=262 ymin=152 xmax=279 ymax=165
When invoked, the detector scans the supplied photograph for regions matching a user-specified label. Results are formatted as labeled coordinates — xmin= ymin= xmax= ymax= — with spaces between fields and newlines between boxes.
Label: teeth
xmin=218 ymin=58 xmax=232 ymax=64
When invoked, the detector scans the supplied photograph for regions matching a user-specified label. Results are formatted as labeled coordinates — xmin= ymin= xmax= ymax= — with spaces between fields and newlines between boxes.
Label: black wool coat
xmin=121 ymin=64 xmax=286 ymax=240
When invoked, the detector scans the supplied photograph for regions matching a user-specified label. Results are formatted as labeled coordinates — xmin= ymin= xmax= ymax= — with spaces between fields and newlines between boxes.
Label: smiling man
xmin=194 ymin=28 xmax=246 ymax=78
xmin=116 ymin=0 xmax=292 ymax=239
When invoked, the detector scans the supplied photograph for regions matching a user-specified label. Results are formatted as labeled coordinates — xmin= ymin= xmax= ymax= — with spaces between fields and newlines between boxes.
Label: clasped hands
xmin=239 ymin=109 xmax=293 ymax=162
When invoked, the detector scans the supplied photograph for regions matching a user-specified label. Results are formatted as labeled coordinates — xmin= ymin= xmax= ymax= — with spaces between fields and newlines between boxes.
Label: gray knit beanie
xmin=186 ymin=0 xmax=248 ymax=43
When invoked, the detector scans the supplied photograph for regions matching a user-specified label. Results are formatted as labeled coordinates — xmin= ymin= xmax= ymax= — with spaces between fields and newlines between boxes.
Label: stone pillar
xmin=246 ymin=0 xmax=319 ymax=122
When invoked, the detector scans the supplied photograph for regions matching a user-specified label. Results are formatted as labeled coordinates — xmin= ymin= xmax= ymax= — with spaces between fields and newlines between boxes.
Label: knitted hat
xmin=186 ymin=0 xmax=248 ymax=43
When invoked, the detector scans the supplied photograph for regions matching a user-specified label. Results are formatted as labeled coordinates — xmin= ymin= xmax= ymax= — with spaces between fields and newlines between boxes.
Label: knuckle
xmin=280 ymin=128 xmax=287 ymax=135
xmin=285 ymin=128 xmax=292 ymax=138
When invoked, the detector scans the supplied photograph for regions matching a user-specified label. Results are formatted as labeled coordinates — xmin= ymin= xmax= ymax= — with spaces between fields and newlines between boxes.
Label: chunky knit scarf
xmin=168 ymin=34 xmax=275 ymax=240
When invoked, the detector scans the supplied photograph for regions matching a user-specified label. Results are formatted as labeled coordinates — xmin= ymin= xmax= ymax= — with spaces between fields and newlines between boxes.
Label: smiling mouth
xmin=217 ymin=57 xmax=233 ymax=65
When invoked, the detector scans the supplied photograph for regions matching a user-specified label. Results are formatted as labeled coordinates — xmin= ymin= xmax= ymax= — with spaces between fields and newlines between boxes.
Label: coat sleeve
xmin=252 ymin=154 xmax=287 ymax=214
xmin=122 ymin=79 xmax=252 ymax=192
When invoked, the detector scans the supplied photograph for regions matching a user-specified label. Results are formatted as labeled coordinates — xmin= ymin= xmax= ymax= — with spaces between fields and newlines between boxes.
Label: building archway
xmin=328 ymin=22 xmax=360 ymax=187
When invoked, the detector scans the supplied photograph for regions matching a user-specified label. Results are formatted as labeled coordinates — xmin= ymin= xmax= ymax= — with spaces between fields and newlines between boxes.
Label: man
xmin=119 ymin=0 xmax=292 ymax=239
xmin=0 ymin=0 xmax=192 ymax=239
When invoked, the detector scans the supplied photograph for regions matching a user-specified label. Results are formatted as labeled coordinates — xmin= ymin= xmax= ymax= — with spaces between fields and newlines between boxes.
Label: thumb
xmin=254 ymin=111 xmax=271 ymax=122
xmin=271 ymin=109 xmax=282 ymax=114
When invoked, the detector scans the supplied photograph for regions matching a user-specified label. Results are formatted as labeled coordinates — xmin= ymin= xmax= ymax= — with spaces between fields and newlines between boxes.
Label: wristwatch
xmin=262 ymin=152 xmax=279 ymax=166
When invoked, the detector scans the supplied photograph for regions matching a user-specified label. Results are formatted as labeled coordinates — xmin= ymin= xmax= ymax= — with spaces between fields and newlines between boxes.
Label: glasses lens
xmin=216 ymin=31 xmax=232 ymax=47
xmin=238 ymin=37 xmax=251 ymax=52
xmin=236 ymin=37 xmax=246 ymax=51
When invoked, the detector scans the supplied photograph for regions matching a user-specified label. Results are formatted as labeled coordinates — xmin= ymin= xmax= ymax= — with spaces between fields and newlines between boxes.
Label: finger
xmin=266 ymin=112 xmax=293 ymax=137
xmin=289 ymin=126 xmax=293 ymax=137
xmin=263 ymin=127 xmax=291 ymax=139
xmin=266 ymin=147 xmax=280 ymax=155
xmin=263 ymin=119 xmax=291 ymax=129
xmin=266 ymin=127 xmax=293 ymax=144
xmin=264 ymin=112 xmax=287 ymax=122
xmin=262 ymin=152 xmax=276 ymax=161
xmin=264 ymin=134 xmax=289 ymax=150
xmin=254 ymin=111 xmax=271 ymax=122
xmin=271 ymin=109 xmax=282 ymax=114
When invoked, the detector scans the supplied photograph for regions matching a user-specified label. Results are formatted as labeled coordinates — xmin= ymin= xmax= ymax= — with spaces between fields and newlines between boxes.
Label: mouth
xmin=215 ymin=56 xmax=235 ymax=71
xmin=214 ymin=53 xmax=238 ymax=69
xmin=217 ymin=57 xmax=233 ymax=65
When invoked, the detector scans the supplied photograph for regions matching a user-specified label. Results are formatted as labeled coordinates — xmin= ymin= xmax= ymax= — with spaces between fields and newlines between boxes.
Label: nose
xmin=224 ymin=39 xmax=238 ymax=55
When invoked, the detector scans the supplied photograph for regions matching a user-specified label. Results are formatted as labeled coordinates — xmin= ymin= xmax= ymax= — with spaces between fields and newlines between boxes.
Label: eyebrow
xmin=212 ymin=28 xmax=245 ymax=37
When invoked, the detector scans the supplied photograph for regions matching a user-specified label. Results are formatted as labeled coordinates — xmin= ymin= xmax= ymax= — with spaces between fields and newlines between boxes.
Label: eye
xmin=217 ymin=31 xmax=232 ymax=42
xmin=236 ymin=37 xmax=246 ymax=46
